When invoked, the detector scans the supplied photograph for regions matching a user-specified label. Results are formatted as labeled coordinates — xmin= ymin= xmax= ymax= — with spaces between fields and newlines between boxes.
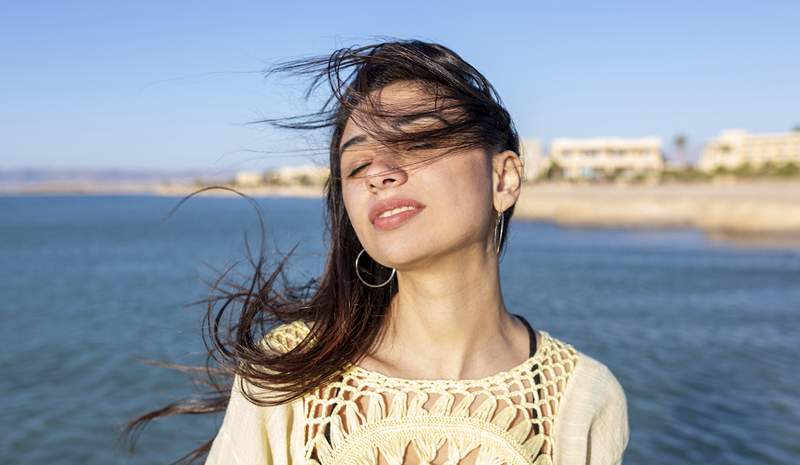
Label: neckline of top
xmin=343 ymin=325 xmax=548 ymax=386
xmin=514 ymin=313 xmax=538 ymax=358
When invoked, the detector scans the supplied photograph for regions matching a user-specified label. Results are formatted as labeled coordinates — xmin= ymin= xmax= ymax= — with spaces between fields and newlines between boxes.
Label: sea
xmin=1 ymin=194 xmax=798 ymax=465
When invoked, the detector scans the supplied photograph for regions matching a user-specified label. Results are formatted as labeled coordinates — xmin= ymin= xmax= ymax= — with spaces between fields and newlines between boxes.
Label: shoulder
xmin=572 ymin=349 xmax=627 ymax=410
xmin=260 ymin=319 xmax=313 ymax=354
xmin=547 ymin=334 xmax=630 ymax=465
xmin=539 ymin=331 xmax=626 ymax=409
xmin=231 ymin=319 xmax=313 ymax=401
xmin=550 ymin=332 xmax=627 ymax=422
xmin=206 ymin=321 xmax=311 ymax=464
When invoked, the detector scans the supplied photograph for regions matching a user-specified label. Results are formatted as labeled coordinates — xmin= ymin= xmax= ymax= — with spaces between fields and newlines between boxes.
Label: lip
xmin=368 ymin=197 xmax=426 ymax=227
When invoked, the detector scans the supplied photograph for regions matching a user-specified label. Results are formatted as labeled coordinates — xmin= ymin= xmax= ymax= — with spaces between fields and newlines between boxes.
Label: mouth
xmin=373 ymin=205 xmax=424 ymax=231
xmin=368 ymin=197 xmax=426 ymax=231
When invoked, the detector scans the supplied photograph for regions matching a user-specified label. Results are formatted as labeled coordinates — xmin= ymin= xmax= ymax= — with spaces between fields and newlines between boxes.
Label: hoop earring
xmin=355 ymin=248 xmax=396 ymax=288
xmin=493 ymin=210 xmax=505 ymax=255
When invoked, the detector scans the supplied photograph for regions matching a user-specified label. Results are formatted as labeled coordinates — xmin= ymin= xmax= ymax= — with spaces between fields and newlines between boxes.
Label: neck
xmin=367 ymin=243 xmax=530 ymax=380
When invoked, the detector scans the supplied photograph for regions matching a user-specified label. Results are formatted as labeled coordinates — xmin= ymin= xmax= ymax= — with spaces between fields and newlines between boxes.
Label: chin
xmin=368 ymin=239 xmax=431 ymax=268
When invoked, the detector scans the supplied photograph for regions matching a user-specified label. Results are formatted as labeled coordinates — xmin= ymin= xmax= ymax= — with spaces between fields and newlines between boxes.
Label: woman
xmin=125 ymin=39 xmax=629 ymax=465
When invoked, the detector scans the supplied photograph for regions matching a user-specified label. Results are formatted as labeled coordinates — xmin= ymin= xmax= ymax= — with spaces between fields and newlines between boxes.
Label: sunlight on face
xmin=339 ymin=81 xmax=496 ymax=271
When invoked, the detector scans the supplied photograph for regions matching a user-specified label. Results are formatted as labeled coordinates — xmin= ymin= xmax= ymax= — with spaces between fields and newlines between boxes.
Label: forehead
xmin=364 ymin=80 xmax=431 ymax=108
xmin=340 ymin=81 xmax=439 ymax=143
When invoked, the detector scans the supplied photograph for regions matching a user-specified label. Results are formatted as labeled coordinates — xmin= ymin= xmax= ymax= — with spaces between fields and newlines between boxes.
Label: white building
xmin=549 ymin=137 xmax=664 ymax=180
xmin=698 ymin=129 xmax=800 ymax=172
xmin=234 ymin=170 xmax=265 ymax=187
xmin=266 ymin=164 xmax=330 ymax=186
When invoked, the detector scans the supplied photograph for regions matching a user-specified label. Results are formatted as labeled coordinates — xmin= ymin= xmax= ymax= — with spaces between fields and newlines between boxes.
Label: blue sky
xmin=2 ymin=1 xmax=799 ymax=171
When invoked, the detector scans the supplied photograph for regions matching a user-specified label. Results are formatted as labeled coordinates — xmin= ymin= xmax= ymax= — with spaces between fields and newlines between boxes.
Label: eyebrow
xmin=339 ymin=114 xmax=449 ymax=156
xmin=339 ymin=135 xmax=367 ymax=157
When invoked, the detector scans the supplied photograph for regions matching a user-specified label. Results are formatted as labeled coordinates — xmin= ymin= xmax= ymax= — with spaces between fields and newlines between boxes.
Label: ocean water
xmin=1 ymin=195 xmax=798 ymax=465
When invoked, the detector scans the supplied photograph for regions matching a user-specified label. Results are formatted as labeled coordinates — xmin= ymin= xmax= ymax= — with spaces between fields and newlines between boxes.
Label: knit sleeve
xmin=587 ymin=364 xmax=630 ymax=465
xmin=205 ymin=320 xmax=312 ymax=464
xmin=552 ymin=352 xmax=630 ymax=465
xmin=204 ymin=373 xmax=304 ymax=465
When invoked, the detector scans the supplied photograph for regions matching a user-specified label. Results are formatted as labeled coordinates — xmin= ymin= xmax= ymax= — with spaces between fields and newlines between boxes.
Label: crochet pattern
xmin=264 ymin=320 xmax=580 ymax=465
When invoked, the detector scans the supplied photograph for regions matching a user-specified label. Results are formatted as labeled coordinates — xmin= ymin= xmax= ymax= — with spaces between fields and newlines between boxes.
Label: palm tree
xmin=673 ymin=133 xmax=687 ymax=167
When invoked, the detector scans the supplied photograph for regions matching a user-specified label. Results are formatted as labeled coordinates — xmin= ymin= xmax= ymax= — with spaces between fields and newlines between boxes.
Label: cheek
xmin=425 ymin=155 xmax=493 ymax=228
xmin=342 ymin=184 xmax=368 ymax=232
xmin=445 ymin=154 xmax=492 ymax=203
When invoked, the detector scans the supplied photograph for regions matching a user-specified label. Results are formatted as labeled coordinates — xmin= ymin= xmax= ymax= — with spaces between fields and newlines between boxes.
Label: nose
xmin=365 ymin=153 xmax=408 ymax=191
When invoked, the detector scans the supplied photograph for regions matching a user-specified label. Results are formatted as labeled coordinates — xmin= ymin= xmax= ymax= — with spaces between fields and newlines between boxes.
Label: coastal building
xmin=518 ymin=138 xmax=550 ymax=182
xmin=233 ymin=170 xmax=265 ymax=187
xmin=266 ymin=164 xmax=330 ymax=186
xmin=549 ymin=137 xmax=664 ymax=180
xmin=698 ymin=129 xmax=800 ymax=172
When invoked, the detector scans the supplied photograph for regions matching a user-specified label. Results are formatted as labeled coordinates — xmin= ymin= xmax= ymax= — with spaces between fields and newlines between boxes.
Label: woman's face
xmin=339 ymin=80 xmax=515 ymax=270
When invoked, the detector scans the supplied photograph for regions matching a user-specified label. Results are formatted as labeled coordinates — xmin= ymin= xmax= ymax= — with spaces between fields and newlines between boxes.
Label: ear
xmin=491 ymin=150 xmax=523 ymax=213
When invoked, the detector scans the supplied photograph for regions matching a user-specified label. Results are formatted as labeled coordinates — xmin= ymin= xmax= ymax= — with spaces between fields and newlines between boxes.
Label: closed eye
xmin=407 ymin=142 xmax=435 ymax=150
xmin=348 ymin=162 xmax=370 ymax=176
xmin=347 ymin=142 xmax=432 ymax=177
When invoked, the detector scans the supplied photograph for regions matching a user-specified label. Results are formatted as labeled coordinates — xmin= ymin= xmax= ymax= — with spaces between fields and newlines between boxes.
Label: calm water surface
xmin=1 ymin=195 xmax=798 ymax=465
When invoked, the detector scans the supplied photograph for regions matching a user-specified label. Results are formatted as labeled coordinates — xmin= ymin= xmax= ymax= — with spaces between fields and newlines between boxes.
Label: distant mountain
xmin=0 ymin=167 xmax=238 ymax=189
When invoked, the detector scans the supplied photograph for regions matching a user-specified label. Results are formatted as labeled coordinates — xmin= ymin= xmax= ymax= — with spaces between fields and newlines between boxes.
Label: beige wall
xmin=518 ymin=138 xmax=548 ymax=182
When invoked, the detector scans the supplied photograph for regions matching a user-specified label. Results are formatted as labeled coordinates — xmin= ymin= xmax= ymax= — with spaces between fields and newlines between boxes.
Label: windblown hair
xmin=121 ymin=38 xmax=522 ymax=464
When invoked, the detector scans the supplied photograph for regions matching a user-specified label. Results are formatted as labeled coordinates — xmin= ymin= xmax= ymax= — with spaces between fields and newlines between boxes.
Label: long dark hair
xmin=121 ymin=38 xmax=522 ymax=464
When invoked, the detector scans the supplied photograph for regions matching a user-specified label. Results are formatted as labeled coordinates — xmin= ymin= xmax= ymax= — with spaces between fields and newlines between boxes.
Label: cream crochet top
xmin=205 ymin=320 xmax=629 ymax=465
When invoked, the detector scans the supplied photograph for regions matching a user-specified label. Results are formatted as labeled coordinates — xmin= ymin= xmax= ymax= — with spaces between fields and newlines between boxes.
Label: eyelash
xmin=349 ymin=163 xmax=370 ymax=176
xmin=346 ymin=143 xmax=435 ymax=177
xmin=409 ymin=142 xmax=434 ymax=149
